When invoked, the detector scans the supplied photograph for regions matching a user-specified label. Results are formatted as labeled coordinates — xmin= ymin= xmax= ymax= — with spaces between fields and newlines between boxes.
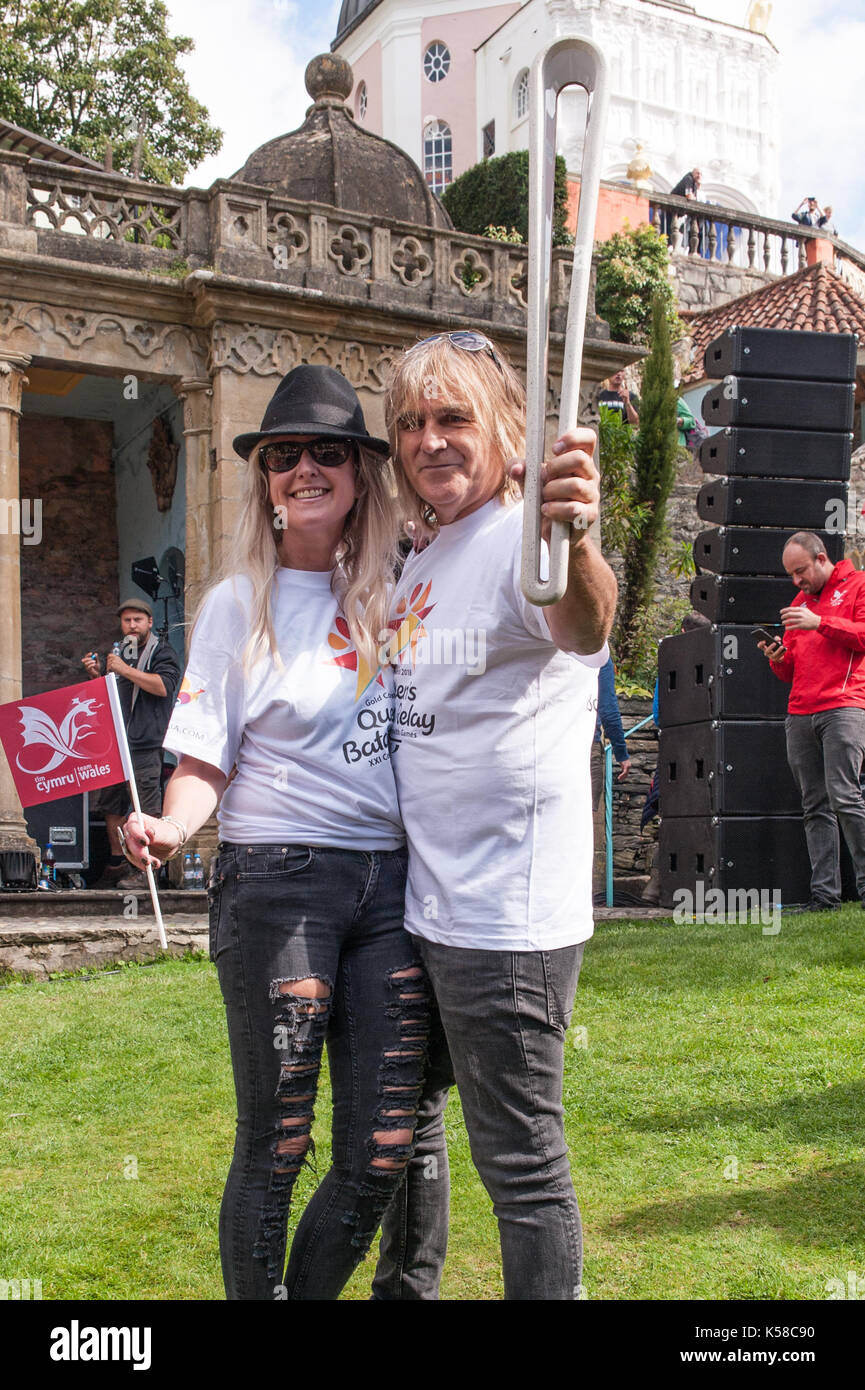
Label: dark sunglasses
xmin=407 ymin=331 xmax=503 ymax=372
xmin=259 ymin=438 xmax=355 ymax=472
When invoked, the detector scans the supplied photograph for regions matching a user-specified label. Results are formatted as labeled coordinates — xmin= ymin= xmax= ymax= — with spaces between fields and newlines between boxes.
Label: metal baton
xmin=521 ymin=37 xmax=610 ymax=606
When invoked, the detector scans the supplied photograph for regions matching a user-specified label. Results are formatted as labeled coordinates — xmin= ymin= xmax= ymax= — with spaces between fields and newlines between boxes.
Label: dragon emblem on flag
xmin=15 ymin=696 xmax=107 ymax=775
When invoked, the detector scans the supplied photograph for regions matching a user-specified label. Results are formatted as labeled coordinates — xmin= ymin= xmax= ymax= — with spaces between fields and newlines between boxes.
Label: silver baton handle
xmin=521 ymin=37 xmax=610 ymax=606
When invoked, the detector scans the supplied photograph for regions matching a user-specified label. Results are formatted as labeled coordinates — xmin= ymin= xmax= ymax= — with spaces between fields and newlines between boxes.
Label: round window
xmin=424 ymin=42 xmax=450 ymax=83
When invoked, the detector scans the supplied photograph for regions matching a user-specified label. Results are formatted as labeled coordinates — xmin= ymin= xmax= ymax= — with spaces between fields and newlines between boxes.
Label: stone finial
xmin=746 ymin=1 xmax=772 ymax=35
xmin=305 ymin=54 xmax=354 ymax=104
xmin=627 ymin=143 xmax=652 ymax=189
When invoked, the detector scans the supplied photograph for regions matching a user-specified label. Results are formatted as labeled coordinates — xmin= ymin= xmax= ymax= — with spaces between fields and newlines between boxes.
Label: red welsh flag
xmin=0 ymin=675 xmax=132 ymax=807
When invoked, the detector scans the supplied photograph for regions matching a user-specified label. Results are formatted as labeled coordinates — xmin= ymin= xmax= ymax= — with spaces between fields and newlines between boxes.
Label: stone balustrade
xmin=648 ymin=191 xmax=865 ymax=288
xmin=1 ymin=152 xmax=602 ymax=334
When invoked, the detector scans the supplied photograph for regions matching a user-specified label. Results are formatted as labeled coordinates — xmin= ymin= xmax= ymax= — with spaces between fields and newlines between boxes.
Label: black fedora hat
xmin=232 ymin=365 xmax=389 ymax=460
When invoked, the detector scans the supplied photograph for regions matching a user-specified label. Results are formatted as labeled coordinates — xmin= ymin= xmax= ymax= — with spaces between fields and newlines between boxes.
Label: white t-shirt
xmin=388 ymin=498 xmax=606 ymax=950
xmin=164 ymin=569 xmax=403 ymax=849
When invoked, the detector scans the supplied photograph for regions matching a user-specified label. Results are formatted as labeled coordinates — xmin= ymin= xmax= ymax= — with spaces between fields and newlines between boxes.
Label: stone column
xmin=177 ymin=378 xmax=218 ymax=878
xmin=0 ymin=353 xmax=38 ymax=854
xmin=179 ymin=378 xmax=215 ymax=633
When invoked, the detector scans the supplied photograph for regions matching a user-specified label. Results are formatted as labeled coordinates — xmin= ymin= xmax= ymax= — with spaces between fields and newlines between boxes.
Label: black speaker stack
xmin=659 ymin=326 xmax=858 ymax=908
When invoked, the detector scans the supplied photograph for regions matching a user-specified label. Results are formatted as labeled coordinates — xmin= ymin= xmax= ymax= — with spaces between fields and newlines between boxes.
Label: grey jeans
xmin=373 ymin=937 xmax=585 ymax=1300
xmin=785 ymin=707 xmax=865 ymax=902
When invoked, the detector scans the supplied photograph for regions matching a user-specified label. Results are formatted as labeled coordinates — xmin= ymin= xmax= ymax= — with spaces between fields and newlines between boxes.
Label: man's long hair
xmin=197 ymin=441 xmax=399 ymax=672
xmin=385 ymin=336 xmax=526 ymax=537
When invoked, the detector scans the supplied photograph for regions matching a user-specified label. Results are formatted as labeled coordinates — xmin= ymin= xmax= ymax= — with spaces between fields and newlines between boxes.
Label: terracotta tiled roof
xmin=682 ymin=262 xmax=865 ymax=384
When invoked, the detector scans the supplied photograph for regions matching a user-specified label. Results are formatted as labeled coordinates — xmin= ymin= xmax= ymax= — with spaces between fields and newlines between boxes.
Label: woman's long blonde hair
xmin=384 ymin=335 xmax=527 ymax=538
xmin=197 ymin=439 xmax=399 ymax=672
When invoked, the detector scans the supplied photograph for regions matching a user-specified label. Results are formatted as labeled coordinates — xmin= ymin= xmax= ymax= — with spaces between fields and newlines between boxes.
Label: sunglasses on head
xmin=407 ymin=331 xmax=503 ymax=372
xmin=259 ymin=438 xmax=355 ymax=472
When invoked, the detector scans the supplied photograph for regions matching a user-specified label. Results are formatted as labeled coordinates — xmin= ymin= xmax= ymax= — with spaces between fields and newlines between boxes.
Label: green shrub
xmin=443 ymin=151 xmax=571 ymax=246
xmin=595 ymin=222 xmax=683 ymax=344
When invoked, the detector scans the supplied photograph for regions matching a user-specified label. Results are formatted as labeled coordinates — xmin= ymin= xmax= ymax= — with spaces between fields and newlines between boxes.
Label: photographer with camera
xmin=82 ymin=598 xmax=181 ymax=888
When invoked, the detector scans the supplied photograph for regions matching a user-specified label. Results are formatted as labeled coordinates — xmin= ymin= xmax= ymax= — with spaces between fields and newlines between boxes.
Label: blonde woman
xmin=122 ymin=366 xmax=429 ymax=1300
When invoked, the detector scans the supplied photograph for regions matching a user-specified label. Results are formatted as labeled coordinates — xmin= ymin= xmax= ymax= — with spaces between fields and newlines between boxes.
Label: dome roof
xmin=235 ymin=53 xmax=451 ymax=231
xmin=334 ymin=0 xmax=382 ymax=44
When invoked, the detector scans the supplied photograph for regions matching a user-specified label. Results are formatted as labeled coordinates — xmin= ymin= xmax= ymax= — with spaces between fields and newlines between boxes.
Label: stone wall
xmin=598 ymin=696 xmax=657 ymax=885
xmin=673 ymin=258 xmax=775 ymax=315
xmin=19 ymin=415 xmax=118 ymax=695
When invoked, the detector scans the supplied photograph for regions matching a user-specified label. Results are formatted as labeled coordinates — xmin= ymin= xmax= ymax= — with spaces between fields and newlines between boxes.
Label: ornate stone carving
xmin=26 ymin=178 xmax=183 ymax=249
xmin=509 ymin=258 xmax=528 ymax=308
xmin=178 ymin=380 xmax=214 ymax=438
xmin=391 ymin=236 xmax=433 ymax=287
xmin=328 ymin=224 xmax=372 ymax=277
xmin=0 ymin=300 xmax=206 ymax=377
xmin=147 ymin=415 xmax=180 ymax=511
xmin=267 ymin=211 xmax=310 ymax=263
xmin=209 ymin=322 xmax=301 ymax=377
xmin=0 ymin=354 xmax=31 ymax=414
xmin=450 ymin=249 xmax=492 ymax=298
xmin=229 ymin=213 xmax=252 ymax=245
xmin=208 ymin=323 xmax=401 ymax=392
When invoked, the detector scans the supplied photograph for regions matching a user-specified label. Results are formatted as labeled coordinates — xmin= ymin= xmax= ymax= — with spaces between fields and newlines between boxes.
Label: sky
xmin=166 ymin=0 xmax=865 ymax=253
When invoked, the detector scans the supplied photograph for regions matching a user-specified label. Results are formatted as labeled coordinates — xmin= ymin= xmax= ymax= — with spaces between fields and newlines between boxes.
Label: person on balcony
xmin=791 ymin=196 xmax=824 ymax=227
xmin=671 ymin=168 xmax=701 ymax=200
xmin=818 ymin=205 xmax=836 ymax=235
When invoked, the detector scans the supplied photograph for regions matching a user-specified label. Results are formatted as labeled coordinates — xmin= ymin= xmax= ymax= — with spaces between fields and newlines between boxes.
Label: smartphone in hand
xmin=751 ymin=626 xmax=785 ymax=658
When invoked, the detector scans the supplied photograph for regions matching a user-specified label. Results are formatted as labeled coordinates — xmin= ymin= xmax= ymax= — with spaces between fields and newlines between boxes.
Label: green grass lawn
xmin=1 ymin=907 xmax=863 ymax=1301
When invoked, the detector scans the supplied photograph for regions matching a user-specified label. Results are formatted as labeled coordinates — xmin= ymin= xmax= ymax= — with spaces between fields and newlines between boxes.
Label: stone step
xmin=0 ymin=915 xmax=208 ymax=978
xmin=0 ymin=889 xmax=206 ymax=919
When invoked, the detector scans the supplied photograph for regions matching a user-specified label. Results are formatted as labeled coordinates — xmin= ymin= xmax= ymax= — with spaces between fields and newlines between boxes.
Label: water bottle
xmin=44 ymin=842 xmax=56 ymax=883
xmin=193 ymin=852 xmax=204 ymax=889
xmin=182 ymin=851 xmax=194 ymax=890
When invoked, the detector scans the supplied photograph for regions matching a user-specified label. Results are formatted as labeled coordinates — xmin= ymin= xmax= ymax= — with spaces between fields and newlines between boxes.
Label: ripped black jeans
xmin=208 ymin=843 xmax=428 ymax=1300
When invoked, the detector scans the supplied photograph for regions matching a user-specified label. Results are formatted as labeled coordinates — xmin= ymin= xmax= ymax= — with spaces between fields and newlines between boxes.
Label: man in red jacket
xmin=759 ymin=531 xmax=865 ymax=911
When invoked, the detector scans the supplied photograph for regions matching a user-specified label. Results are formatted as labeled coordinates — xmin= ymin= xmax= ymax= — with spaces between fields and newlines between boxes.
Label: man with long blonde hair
xmin=373 ymin=331 xmax=617 ymax=1300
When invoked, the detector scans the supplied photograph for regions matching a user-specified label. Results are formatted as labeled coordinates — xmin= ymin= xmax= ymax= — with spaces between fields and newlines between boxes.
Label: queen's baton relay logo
xmin=326 ymin=615 xmax=388 ymax=701
xmin=0 ymin=677 xmax=125 ymax=806
xmin=385 ymin=582 xmax=436 ymax=670
xmin=175 ymin=676 xmax=205 ymax=704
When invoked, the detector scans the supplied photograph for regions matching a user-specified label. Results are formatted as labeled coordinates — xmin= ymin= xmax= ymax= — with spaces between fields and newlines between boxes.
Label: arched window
xmin=424 ymin=120 xmax=453 ymax=194
xmin=514 ymin=69 xmax=529 ymax=121
xmin=424 ymin=42 xmax=450 ymax=83
xmin=356 ymin=82 xmax=367 ymax=121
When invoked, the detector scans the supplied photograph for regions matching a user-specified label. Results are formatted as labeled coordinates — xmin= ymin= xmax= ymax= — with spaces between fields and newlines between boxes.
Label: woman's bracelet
xmin=160 ymin=815 xmax=189 ymax=860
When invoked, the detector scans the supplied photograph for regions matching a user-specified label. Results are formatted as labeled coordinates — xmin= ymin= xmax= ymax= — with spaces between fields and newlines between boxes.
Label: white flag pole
xmin=105 ymin=673 xmax=168 ymax=951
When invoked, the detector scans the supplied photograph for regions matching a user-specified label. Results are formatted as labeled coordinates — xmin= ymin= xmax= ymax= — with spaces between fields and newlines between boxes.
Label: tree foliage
xmin=614 ymin=292 xmax=681 ymax=673
xmin=597 ymin=403 xmax=650 ymax=556
xmin=442 ymin=150 xmax=572 ymax=247
xmin=0 ymin=0 xmax=222 ymax=184
xmin=595 ymin=222 xmax=682 ymax=344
